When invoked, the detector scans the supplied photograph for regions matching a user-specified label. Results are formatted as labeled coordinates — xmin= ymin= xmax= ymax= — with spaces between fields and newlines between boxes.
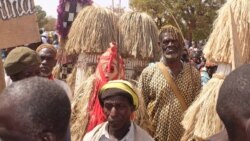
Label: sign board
xmin=0 ymin=0 xmax=40 ymax=49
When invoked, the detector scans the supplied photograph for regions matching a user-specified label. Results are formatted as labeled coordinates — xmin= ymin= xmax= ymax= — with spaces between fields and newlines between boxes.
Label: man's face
xmin=38 ymin=48 xmax=57 ymax=77
xmin=10 ymin=64 xmax=40 ymax=82
xmin=160 ymin=32 xmax=183 ymax=61
xmin=103 ymin=95 xmax=133 ymax=130
xmin=0 ymin=122 xmax=30 ymax=141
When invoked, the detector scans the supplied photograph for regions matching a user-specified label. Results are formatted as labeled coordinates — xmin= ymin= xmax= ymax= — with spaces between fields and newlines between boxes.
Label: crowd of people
xmin=0 ymin=1 xmax=250 ymax=141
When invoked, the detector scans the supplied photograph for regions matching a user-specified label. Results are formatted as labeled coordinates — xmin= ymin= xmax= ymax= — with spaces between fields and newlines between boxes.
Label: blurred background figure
xmin=3 ymin=47 xmax=41 ymax=84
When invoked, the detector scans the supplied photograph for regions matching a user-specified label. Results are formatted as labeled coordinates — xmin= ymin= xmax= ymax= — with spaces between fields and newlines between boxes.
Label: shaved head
xmin=217 ymin=64 xmax=250 ymax=140
xmin=0 ymin=77 xmax=71 ymax=141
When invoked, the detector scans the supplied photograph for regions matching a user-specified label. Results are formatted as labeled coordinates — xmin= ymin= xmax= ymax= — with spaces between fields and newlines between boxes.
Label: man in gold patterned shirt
xmin=139 ymin=25 xmax=201 ymax=141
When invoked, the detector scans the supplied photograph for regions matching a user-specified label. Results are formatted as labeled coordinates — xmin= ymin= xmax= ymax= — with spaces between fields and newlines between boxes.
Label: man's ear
xmin=40 ymin=132 xmax=56 ymax=141
xmin=131 ymin=105 xmax=136 ymax=112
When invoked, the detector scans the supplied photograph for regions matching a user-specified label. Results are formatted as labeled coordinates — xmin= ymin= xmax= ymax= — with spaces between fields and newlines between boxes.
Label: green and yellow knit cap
xmin=99 ymin=80 xmax=139 ymax=110
xmin=4 ymin=47 xmax=41 ymax=76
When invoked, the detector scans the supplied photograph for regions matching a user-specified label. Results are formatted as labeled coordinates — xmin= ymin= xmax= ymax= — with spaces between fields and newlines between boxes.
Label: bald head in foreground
xmin=0 ymin=77 xmax=71 ymax=141
xmin=209 ymin=64 xmax=250 ymax=141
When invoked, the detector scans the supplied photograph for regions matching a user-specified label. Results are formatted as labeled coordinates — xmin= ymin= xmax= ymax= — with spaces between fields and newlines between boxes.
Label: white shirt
xmin=83 ymin=122 xmax=154 ymax=141
xmin=99 ymin=122 xmax=135 ymax=141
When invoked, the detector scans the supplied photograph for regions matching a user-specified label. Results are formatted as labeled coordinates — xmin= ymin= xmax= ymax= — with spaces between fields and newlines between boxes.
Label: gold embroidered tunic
xmin=139 ymin=62 xmax=201 ymax=141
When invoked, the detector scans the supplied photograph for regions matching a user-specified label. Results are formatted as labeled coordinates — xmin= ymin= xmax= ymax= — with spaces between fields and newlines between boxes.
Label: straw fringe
xmin=66 ymin=67 xmax=77 ymax=95
xmin=181 ymin=0 xmax=250 ymax=140
xmin=133 ymin=85 xmax=154 ymax=136
xmin=65 ymin=6 xmax=118 ymax=55
xmin=181 ymin=62 xmax=232 ymax=140
xmin=204 ymin=0 xmax=250 ymax=64
xmin=59 ymin=37 xmax=67 ymax=49
xmin=52 ymin=64 xmax=61 ymax=79
xmin=71 ymin=75 xmax=95 ymax=141
xmin=0 ymin=58 xmax=5 ymax=93
xmin=118 ymin=12 xmax=160 ymax=60
xmin=181 ymin=77 xmax=224 ymax=141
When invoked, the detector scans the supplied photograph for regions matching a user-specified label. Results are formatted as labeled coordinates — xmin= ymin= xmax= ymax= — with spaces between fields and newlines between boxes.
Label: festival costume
xmin=63 ymin=6 xmax=118 ymax=95
xmin=181 ymin=0 xmax=250 ymax=140
xmin=71 ymin=44 xmax=125 ymax=141
xmin=118 ymin=12 xmax=160 ymax=80
xmin=54 ymin=0 xmax=92 ymax=81
xmin=139 ymin=62 xmax=201 ymax=141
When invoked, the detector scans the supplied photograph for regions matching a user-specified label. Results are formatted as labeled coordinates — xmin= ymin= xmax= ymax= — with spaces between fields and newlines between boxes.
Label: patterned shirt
xmin=139 ymin=62 xmax=201 ymax=141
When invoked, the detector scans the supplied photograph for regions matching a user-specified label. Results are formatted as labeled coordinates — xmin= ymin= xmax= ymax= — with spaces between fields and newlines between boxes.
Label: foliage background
xmin=35 ymin=5 xmax=56 ymax=31
xmin=130 ymin=0 xmax=226 ymax=43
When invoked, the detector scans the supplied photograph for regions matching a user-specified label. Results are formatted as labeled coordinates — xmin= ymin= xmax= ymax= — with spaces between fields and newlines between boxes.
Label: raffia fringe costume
xmin=69 ymin=7 xmax=158 ymax=141
xmin=181 ymin=0 xmax=250 ymax=140
xmin=54 ymin=0 xmax=92 ymax=81
xmin=117 ymin=12 xmax=161 ymax=80
xmin=70 ymin=44 xmax=125 ymax=141
xmin=117 ymin=12 xmax=161 ymax=135
xmin=64 ymin=6 xmax=118 ymax=94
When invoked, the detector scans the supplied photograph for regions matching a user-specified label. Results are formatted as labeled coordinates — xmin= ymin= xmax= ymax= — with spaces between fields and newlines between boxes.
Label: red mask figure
xmin=87 ymin=42 xmax=125 ymax=132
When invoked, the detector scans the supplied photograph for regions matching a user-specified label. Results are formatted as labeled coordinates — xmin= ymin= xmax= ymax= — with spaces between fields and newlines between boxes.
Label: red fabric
xmin=86 ymin=42 xmax=125 ymax=132
xmin=48 ymin=74 xmax=54 ymax=80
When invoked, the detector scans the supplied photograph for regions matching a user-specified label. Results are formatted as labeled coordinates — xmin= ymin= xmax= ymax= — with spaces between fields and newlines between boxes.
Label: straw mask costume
xmin=87 ymin=43 xmax=125 ymax=131
xmin=71 ymin=43 xmax=125 ymax=141
xmin=181 ymin=0 xmax=250 ymax=140
xmin=63 ymin=6 xmax=118 ymax=95
xmin=118 ymin=12 xmax=160 ymax=80
xmin=54 ymin=0 xmax=92 ymax=81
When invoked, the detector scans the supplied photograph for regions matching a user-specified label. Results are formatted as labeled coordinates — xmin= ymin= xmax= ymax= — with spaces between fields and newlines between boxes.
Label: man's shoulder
xmin=133 ymin=123 xmax=154 ymax=141
xmin=82 ymin=122 xmax=107 ymax=141
xmin=141 ymin=62 xmax=158 ymax=74
xmin=206 ymin=130 xmax=228 ymax=141
xmin=183 ymin=62 xmax=200 ymax=76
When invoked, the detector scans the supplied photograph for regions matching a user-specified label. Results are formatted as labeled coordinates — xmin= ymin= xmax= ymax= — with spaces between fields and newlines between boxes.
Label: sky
xmin=34 ymin=0 xmax=130 ymax=18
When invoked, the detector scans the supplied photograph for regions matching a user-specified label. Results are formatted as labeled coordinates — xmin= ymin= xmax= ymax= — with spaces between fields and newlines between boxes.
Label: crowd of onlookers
xmin=0 ymin=25 xmax=250 ymax=141
xmin=181 ymin=40 xmax=217 ymax=86
xmin=1 ymin=32 xmax=217 ymax=87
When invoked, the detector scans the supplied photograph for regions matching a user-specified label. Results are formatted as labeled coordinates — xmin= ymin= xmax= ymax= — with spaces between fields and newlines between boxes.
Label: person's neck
xmin=227 ymin=128 xmax=247 ymax=141
xmin=162 ymin=57 xmax=183 ymax=76
xmin=206 ymin=129 xmax=228 ymax=141
xmin=108 ymin=122 xmax=131 ymax=140
xmin=226 ymin=125 xmax=248 ymax=141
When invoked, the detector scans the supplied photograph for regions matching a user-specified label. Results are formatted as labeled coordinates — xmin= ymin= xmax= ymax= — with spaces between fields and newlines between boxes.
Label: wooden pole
xmin=0 ymin=51 xmax=6 ymax=93
xmin=112 ymin=0 xmax=114 ymax=11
